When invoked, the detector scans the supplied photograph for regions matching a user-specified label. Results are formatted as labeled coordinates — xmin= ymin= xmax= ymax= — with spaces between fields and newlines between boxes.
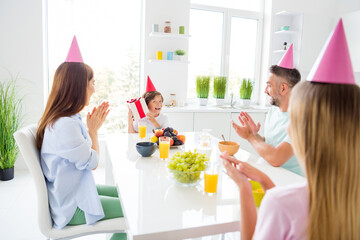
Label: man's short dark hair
xmin=270 ymin=65 xmax=301 ymax=88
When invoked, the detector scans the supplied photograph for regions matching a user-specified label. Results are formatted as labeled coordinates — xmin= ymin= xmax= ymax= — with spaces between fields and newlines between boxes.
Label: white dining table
xmin=105 ymin=132 xmax=306 ymax=240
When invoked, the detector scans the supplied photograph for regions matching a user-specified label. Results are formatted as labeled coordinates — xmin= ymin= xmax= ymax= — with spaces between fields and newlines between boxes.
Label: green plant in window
xmin=175 ymin=49 xmax=186 ymax=56
xmin=196 ymin=76 xmax=210 ymax=98
xmin=0 ymin=76 xmax=23 ymax=170
xmin=239 ymin=78 xmax=253 ymax=99
xmin=213 ymin=76 xmax=227 ymax=99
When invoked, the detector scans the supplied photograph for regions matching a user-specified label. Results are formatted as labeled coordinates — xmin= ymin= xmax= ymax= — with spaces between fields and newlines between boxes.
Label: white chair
xmin=14 ymin=124 xmax=128 ymax=240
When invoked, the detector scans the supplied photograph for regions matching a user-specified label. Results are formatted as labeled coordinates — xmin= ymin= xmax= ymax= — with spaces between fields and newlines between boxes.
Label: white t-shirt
xmin=253 ymin=181 xmax=309 ymax=240
xmin=133 ymin=112 xmax=169 ymax=133
xmin=264 ymin=106 xmax=303 ymax=176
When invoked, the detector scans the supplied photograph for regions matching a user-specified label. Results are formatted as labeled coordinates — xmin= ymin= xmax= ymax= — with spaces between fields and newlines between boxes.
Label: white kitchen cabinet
xmin=166 ymin=112 xmax=193 ymax=132
xmin=230 ymin=112 xmax=267 ymax=156
xmin=193 ymin=112 xmax=231 ymax=140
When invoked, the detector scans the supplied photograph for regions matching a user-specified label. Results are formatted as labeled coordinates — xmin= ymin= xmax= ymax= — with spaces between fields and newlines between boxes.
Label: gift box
xmin=127 ymin=97 xmax=149 ymax=121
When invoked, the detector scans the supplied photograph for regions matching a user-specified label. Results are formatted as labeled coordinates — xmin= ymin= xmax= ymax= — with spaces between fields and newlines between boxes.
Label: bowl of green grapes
xmin=167 ymin=150 xmax=209 ymax=187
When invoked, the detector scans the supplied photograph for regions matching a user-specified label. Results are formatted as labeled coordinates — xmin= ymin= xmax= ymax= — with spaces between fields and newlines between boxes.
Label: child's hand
xmin=146 ymin=112 xmax=161 ymax=128
xmin=146 ymin=112 xmax=156 ymax=123
xmin=128 ymin=108 xmax=134 ymax=122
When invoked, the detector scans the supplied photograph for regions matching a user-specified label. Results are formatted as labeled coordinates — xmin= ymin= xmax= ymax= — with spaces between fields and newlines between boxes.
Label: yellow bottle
xmin=204 ymin=173 xmax=219 ymax=193
xmin=156 ymin=51 xmax=163 ymax=60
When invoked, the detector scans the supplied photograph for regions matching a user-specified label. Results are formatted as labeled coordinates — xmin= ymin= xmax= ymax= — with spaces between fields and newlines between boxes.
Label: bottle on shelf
xmin=164 ymin=21 xmax=171 ymax=33
xmin=283 ymin=42 xmax=287 ymax=50
xmin=169 ymin=94 xmax=177 ymax=107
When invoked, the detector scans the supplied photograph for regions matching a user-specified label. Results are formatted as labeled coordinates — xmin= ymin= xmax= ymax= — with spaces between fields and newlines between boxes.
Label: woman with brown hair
xmin=221 ymin=19 xmax=360 ymax=239
xmin=36 ymin=37 xmax=123 ymax=233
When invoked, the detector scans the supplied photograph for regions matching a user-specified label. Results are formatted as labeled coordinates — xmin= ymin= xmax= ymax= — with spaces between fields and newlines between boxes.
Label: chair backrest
xmin=13 ymin=124 xmax=53 ymax=236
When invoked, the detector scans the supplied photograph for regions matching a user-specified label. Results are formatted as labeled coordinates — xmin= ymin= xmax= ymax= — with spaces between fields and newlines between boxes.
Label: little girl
xmin=128 ymin=78 xmax=169 ymax=133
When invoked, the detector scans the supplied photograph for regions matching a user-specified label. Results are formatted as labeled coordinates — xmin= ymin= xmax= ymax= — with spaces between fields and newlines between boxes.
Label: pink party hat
xmin=307 ymin=19 xmax=355 ymax=84
xmin=146 ymin=76 xmax=156 ymax=92
xmin=65 ymin=36 xmax=84 ymax=63
xmin=278 ymin=43 xmax=294 ymax=69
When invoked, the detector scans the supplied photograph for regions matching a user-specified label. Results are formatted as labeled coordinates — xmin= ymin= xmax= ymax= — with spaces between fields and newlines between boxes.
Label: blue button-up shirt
xmin=41 ymin=114 xmax=104 ymax=229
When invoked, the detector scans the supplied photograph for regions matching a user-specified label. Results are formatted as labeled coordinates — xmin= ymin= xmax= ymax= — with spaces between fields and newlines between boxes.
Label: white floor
xmin=0 ymin=168 xmax=240 ymax=240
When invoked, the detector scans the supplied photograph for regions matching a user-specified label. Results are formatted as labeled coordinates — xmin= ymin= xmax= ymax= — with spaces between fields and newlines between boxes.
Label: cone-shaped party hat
xmin=278 ymin=43 xmax=294 ymax=69
xmin=65 ymin=36 xmax=84 ymax=63
xmin=307 ymin=19 xmax=355 ymax=84
xmin=146 ymin=76 xmax=156 ymax=92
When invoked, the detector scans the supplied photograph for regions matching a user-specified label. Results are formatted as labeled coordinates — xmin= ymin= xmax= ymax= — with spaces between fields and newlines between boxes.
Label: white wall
xmin=335 ymin=0 xmax=360 ymax=16
xmin=259 ymin=0 xmax=360 ymax=106
xmin=0 ymin=0 xmax=46 ymax=170
xmin=336 ymin=0 xmax=360 ymax=84
xmin=259 ymin=0 xmax=339 ymax=105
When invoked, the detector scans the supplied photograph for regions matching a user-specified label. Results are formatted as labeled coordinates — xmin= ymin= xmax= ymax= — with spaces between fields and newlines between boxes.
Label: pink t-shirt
xmin=253 ymin=181 xmax=309 ymax=240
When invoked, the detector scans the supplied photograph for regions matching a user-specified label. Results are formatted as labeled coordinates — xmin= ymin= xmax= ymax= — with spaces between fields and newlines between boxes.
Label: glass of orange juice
xmin=159 ymin=136 xmax=170 ymax=160
xmin=139 ymin=125 xmax=146 ymax=139
xmin=204 ymin=163 xmax=220 ymax=194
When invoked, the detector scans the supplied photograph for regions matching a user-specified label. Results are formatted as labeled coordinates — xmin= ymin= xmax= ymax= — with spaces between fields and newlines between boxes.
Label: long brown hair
xmin=289 ymin=81 xmax=360 ymax=240
xmin=36 ymin=62 xmax=93 ymax=149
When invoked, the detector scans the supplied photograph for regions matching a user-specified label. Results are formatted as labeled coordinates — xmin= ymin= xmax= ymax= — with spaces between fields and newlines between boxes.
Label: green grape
xmin=168 ymin=150 xmax=209 ymax=184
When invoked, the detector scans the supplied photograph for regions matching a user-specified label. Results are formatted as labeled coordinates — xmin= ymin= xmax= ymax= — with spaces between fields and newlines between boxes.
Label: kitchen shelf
xmin=275 ymin=11 xmax=298 ymax=16
xmin=274 ymin=30 xmax=298 ymax=35
xmin=271 ymin=11 xmax=303 ymax=67
xmin=149 ymin=32 xmax=191 ymax=39
xmin=148 ymin=59 xmax=189 ymax=63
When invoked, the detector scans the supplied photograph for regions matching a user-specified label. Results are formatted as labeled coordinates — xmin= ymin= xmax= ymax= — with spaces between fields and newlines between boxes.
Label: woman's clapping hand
xmin=87 ymin=101 xmax=110 ymax=134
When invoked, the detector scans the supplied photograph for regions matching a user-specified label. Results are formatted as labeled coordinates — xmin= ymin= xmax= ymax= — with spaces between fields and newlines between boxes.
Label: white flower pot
xmin=215 ymin=98 xmax=225 ymax=106
xmin=175 ymin=55 xmax=185 ymax=61
xmin=198 ymin=98 xmax=208 ymax=106
xmin=240 ymin=99 xmax=251 ymax=107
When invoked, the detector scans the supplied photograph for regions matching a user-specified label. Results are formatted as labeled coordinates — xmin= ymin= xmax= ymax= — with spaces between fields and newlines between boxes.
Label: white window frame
xmin=190 ymin=3 xmax=263 ymax=103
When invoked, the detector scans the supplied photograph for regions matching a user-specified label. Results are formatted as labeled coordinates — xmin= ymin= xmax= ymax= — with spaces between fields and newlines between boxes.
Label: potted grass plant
xmin=174 ymin=49 xmax=186 ymax=61
xmin=213 ymin=76 xmax=227 ymax=106
xmin=239 ymin=78 xmax=253 ymax=107
xmin=0 ymin=78 xmax=22 ymax=181
xmin=196 ymin=76 xmax=210 ymax=106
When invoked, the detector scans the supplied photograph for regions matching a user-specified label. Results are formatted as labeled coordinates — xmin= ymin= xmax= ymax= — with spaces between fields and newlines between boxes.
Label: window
xmin=191 ymin=0 xmax=262 ymax=12
xmin=228 ymin=17 xmax=259 ymax=97
xmin=188 ymin=9 xmax=223 ymax=98
xmin=189 ymin=3 xmax=262 ymax=101
xmin=47 ymin=0 xmax=141 ymax=133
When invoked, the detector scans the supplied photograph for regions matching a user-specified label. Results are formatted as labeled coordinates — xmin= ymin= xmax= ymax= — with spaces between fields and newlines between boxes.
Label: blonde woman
xmin=221 ymin=20 xmax=360 ymax=240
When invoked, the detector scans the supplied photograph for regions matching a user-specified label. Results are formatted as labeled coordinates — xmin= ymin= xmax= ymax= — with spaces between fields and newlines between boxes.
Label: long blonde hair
xmin=289 ymin=81 xmax=360 ymax=240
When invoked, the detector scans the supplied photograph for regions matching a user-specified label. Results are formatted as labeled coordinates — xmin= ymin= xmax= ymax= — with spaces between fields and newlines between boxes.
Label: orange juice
xmin=204 ymin=173 xmax=219 ymax=193
xmin=159 ymin=141 xmax=170 ymax=159
xmin=139 ymin=125 xmax=146 ymax=139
